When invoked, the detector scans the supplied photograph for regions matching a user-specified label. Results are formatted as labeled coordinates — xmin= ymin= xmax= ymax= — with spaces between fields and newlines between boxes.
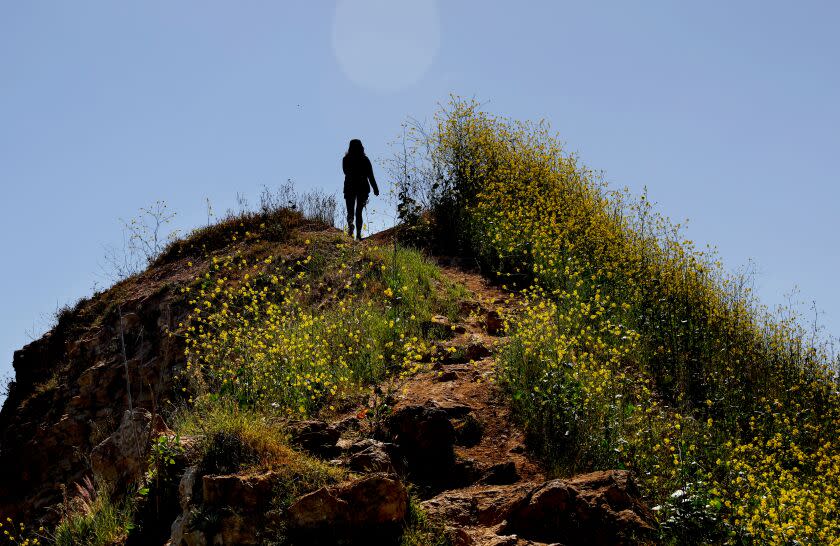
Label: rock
xmin=424 ymin=471 xmax=655 ymax=546
xmin=287 ymin=473 xmax=408 ymax=544
xmin=90 ymin=409 xmax=167 ymax=489
xmin=431 ymin=314 xmax=453 ymax=328
xmin=344 ymin=439 xmax=401 ymax=474
xmin=422 ymin=483 xmax=534 ymax=527
xmin=287 ymin=419 xmax=340 ymax=458
xmin=174 ymin=509 xmax=260 ymax=546
xmin=201 ymin=471 xmax=277 ymax=509
xmin=75 ymin=360 xmax=124 ymax=408
xmin=503 ymin=470 xmax=656 ymax=545
xmin=388 ymin=402 xmax=456 ymax=480
xmin=459 ymin=300 xmax=481 ymax=316
xmin=453 ymin=413 xmax=484 ymax=447
xmin=484 ymin=310 xmax=505 ymax=336
xmin=178 ymin=466 xmax=198 ymax=511
xmin=334 ymin=415 xmax=361 ymax=433
xmin=464 ymin=340 xmax=493 ymax=361
xmin=452 ymin=458 xmax=484 ymax=487
xmin=478 ymin=462 xmax=519 ymax=485
xmin=437 ymin=370 xmax=459 ymax=382
xmin=434 ymin=401 xmax=474 ymax=418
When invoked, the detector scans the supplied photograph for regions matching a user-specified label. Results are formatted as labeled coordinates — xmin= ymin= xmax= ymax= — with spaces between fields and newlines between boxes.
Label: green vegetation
xmin=0 ymin=518 xmax=43 ymax=546
xmin=14 ymin=98 xmax=840 ymax=544
xmin=181 ymin=229 xmax=465 ymax=417
xmin=174 ymin=401 xmax=345 ymax=499
xmin=399 ymin=495 xmax=451 ymax=546
xmin=51 ymin=490 xmax=135 ymax=546
xmin=396 ymin=97 xmax=840 ymax=544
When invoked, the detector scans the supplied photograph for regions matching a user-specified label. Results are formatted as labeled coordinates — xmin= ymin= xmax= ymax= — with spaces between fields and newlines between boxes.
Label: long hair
xmin=346 ymin=139 xmax=364 ymax=157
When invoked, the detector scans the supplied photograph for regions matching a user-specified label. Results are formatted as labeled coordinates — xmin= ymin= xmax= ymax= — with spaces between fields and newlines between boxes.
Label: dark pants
xmin=345 ymin=194 xmax=367 ymax=238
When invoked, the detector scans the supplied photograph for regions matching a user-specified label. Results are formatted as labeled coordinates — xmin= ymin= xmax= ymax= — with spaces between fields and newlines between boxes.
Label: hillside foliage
xmin=395 ymin=98 xmax=840 ymax=544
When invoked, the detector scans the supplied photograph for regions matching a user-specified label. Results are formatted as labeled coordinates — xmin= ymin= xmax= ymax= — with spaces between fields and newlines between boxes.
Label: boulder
xmin=90 ymin=409 xmax=167 ymax=488
xmin=464 ymin=340 xmax=493 ymax=361
xmin=453 ymin=413 xmax=484 ymax=447
xmin=201 ymin=471 xmax=277 ymax=509
xmin=484 ymin=310 xmax=505 ymax=336
xmin=422 ymin=483 xmax=534 ymax=527
xmin=287 ymin=419 xmax=340 ymax=458
xmin=343 ymin=438 xmax=401 ymax=474
xmin=387 ymin=402 xmax=456 ymax=479
xmin=478 ymin=461 xmax=520 ymax=485
xmin=503 ymin=470 xmax=656 ymax=545
xmin=287 ymin=473 xmax=408 ymax=544
xmin=423 ymin=471 xmax=655 ymax=546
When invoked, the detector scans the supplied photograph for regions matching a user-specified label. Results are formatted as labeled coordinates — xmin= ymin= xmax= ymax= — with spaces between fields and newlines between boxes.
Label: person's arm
xmin=342 ymin=155 xmax=349 ymax=176
xmin=367 ymin=157 xmax=379 ymax=196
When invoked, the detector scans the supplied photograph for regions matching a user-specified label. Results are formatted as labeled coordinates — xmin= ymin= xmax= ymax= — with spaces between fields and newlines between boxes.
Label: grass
xmin=51 ymin=491 xmax=135 ymax=546
xmin=171 ymin=400 xmax=347 ymax=544
xmin=154 ymin=206 xmax=305 ymax=267
xmin=399 ymin=495 xmax=451 ymax=546
xmin=174 ymin=399 xmax=344 ymax=482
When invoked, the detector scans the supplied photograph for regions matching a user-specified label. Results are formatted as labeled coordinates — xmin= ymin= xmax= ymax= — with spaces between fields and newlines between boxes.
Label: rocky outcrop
xmin=287 ymin=473 xmax=408 ymax=538
xmin=0 ymin=276 xmax=189 ymax=522
xmin=387 ymin=402 xmax=457 ymax=480
xmin=339 ymin=437 xmax=403 ymax=474
xmin=504 ymin=470 xmax=656 ymax=544
xmin=287 ymin=419 xmax=340 ymax=458
xmin=422 ymin=470 xmax=656 ymax=546
xmin=169 ymin=471 xmax=409 ymax=546
xmin=170 ymin=470 xmax=282 ymax=546
xmin=90 ymin=408 xmax=169 ymax=489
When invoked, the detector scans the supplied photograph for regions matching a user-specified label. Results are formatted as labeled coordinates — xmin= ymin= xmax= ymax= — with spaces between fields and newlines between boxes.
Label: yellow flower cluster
xmin=182 ymin=238 xmax=451 ymax=417
xmin=0 ymin=518 xmax=42 ymax=545
xmin=418 ymin=98 xmax=840 ymax=542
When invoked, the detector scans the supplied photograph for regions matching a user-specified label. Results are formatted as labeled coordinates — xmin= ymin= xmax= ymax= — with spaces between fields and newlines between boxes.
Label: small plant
xmin=400 ymin=495 xmax=451 ymax=546
xmin=199 ymin=430 xmax=260 ymax=475
xmin=102 ymin=200 xmax=179 ymax=281
xmin=0 ymin=517 xmax=43 ymax=545
xmin=142 ymin=433 xmax=185 ymax=497
xmin=50 ymin=484 xmax=135 ymax=546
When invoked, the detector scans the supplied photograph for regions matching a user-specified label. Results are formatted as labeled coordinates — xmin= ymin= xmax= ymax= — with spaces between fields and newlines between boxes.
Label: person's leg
xmin=355 ymin=195 xmax=366 ymax=240
xmin=345 ymin=195 xmax=355 ymax=236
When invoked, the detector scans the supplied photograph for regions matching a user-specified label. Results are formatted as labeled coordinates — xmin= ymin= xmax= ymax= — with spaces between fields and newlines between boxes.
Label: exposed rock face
xmin=0 ymin=277 xmax=189 ymax=521
xmin=287 ymin=473 xmax=408 ymax=544
xmin=202 ymin=471 xmax=278 ymax=510
xmin=340 ymin=438 xmax=402 ymax=474
xmin=287 ymin=419 xmax=340 ymax=458
xmin=422 ymin=470 xmax=656 ymax=546
xmin=90 ymin=408 xmax=168 ymax=489
xmin=505 ymin=470 xmax=656 ymax=544
xmin=387 ymin=402 xmax=457 ymax=481
xmin=169 ymin=471 xmax=409 ymax=546
xmin=170 ymin=471 xmax=282 ymax=546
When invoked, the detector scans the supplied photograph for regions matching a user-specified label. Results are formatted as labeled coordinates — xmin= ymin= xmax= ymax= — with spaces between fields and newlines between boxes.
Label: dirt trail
xmin=393 ymin=260 xmax=544 ymax=483
xmin=338 ymin=236 xmax=657 ymax=545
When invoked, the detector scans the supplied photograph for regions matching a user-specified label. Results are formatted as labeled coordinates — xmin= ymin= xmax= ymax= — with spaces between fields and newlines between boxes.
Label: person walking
xmin=342 ymin=139 xmax=379 ymax=240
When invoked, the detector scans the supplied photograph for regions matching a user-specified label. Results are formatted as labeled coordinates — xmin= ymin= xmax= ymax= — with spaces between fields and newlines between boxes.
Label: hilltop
xmin=1 ymin=99 xmax=838 ymax=545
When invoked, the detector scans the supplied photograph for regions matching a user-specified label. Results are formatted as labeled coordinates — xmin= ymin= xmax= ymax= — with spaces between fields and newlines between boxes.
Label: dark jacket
xmin=343 ymin=154 xmax=378 ymax=197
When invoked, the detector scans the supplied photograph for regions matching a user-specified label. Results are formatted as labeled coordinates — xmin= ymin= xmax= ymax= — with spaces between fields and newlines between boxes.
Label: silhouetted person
xmin=343 ymin=139 xmax=379 ymax=240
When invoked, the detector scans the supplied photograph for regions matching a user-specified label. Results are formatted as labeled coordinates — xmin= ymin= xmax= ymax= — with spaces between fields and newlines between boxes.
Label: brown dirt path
xmin=391 ymin=259 xmax=544 ymax=484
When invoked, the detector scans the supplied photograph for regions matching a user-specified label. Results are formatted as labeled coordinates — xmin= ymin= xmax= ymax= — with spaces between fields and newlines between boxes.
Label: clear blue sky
xmin=2 ymin=1 xmax=838 ymax=391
